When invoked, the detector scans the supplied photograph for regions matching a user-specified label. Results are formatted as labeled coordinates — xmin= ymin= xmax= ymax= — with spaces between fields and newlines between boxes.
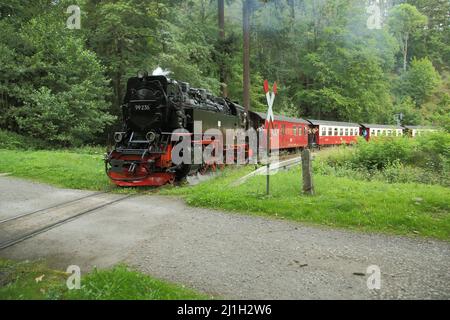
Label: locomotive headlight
xmin=114 ymin=132 xmax=124 ymax=143
xmin=146 ymin=131 xmax=157 ymax=142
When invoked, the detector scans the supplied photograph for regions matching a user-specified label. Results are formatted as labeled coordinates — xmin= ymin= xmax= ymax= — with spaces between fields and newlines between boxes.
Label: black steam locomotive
xmin=105 ymin=71 xmax=248 ymax=186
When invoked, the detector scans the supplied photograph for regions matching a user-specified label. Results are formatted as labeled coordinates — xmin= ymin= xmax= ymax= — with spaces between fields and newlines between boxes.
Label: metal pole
xmin=266 ymin=121 xmax=270 ymax=195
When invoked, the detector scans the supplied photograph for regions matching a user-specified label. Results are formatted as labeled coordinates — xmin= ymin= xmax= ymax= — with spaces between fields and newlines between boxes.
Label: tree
xmin=387 ymin=4 xmax=427 ymax=71
xmin=218 ymin=0 xmax=227 ymax=97
xmin=84 ymin=0 xmax=159 ymax=110
xmin=393 ymin=96 xmax=421 ymax=125
xmin=0 ymin=2 xmax=115 ymax=146
xmin=396 ymin=57 xmax=441 ymax=107
xmin=407 ymin=0 xmax=450 ymax=70
xmin=243 ymin=0 xmax=251 ymax=113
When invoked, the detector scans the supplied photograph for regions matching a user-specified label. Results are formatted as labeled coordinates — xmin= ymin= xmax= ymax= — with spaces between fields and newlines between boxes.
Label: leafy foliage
xmin=317 ymin=132 xmax=450 ymax=186
xmin=0 ymin=1 xmax=115 ymax=147
xmin=395 ymin=57 xmax=441 ymax=106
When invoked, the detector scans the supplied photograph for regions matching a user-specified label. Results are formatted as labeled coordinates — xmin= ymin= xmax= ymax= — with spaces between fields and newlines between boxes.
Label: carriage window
xmin=282 ymin=125 xmax=286 ymax=135
xmin=328 ymin=127 xmax=333 ymax=136
xmin=339 ymin=128 xmax=343 ymax=136
xmin=371 ymin=129 xmax=375 ymax=136
xmin=345 ymin=128 xmax=349 ymax=136
xmin=322 ymin=127 xmax=327 ymax=136
xmin=333 ymin=128 xmax=338 ymax=136
xmin=293 ymin=126 xmax=297 ymax=136
xmin=387 ymin=130 xmax=392 ymax=136
xmin=377 ymin=130 xmax=381 ymax=136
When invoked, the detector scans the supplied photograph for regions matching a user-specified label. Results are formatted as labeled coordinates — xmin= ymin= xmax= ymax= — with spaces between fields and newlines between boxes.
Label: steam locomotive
xmin=105 ymin=71 xmax=249 ymax=186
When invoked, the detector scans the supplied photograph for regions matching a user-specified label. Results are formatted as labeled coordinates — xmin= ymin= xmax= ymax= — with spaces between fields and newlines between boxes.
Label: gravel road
xmin=0 ymin=176 xmax=449 ymax=299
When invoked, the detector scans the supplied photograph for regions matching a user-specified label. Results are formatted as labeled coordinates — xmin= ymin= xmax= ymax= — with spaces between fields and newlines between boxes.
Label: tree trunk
xmin=288 ymin=0 xmax=295 ymax=20
xmin=243 ymin=0 xmax=251 ymax=113
xmin=218 ymin=0 xmax=228 ymax=97
xmin=403 ymin=33 xmax=409 ymax=72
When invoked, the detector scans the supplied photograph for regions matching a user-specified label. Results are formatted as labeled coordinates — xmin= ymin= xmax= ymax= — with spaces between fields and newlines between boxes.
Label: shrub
xmin=351 ymin=136 xmax=416 ymax=170
xmin=317 ymin=132 xmax=450 ymax=187
xmin=0 ymin=130 xmax=50 ymax=150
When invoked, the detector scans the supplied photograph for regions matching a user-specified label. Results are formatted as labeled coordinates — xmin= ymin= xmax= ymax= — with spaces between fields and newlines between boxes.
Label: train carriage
xmin=403 ymin=125 xmax=438 ymax=137
xmin=360 ymin=124 xmax=404 ymax=141
xmin=307 ymin=120 xmax=360 ymax=146
xmin=250 ymin=112 xmax=309 ymax=150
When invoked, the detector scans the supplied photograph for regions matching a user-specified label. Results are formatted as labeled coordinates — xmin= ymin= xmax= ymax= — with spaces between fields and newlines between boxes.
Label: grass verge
xmin=162 ymin=166 xmax=450 ymax=240
xmin=0 ymin=149 xmax=110 ymax=191
xmin=0 ymin=259 xmax=208 ymax=300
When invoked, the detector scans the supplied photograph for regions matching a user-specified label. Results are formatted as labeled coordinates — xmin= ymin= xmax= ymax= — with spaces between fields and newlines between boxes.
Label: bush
xmin=0 ymin=130 xmax=50 ymax=150
xmin=374 ymin=160 xmax=448 ymax=186
xmin=317 ymin=132 xmax=450 ymax=187
xmin=350 ymin=132 xmax=449 ymax=172
xmin=350 ymin=136 xmax=416 ymax=170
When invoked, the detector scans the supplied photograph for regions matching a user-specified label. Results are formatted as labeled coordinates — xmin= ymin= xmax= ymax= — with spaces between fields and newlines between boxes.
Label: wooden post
xmin=266 ymin=121 xmax=271 ymax=195
xmin=301 ymin=149 xmax=314 ymax=195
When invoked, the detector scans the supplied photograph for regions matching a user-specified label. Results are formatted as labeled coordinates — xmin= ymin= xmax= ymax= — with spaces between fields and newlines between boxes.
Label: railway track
xmin=0 ymin=192 xmax=133 ymax=251
xmin=231 ymin=155 xmax=304 ymax=186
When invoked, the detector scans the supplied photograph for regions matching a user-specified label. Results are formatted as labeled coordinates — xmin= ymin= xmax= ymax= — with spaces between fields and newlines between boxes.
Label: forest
xmin=0 ymin=0 xmax=449 ymax=147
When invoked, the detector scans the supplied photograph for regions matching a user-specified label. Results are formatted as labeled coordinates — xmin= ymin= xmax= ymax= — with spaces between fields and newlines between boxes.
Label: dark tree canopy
xmin=1 ymin=0 xmax=449 ymax=146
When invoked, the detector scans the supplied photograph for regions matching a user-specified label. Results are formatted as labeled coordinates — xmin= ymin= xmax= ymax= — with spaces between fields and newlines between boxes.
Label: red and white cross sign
xmin=263 ymin=79 xmax=277 ymax=123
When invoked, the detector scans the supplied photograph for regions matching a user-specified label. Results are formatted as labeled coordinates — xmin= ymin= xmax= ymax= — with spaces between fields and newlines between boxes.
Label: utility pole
xmin=218 ymin=0 xmax=228 ymax=97
xmin=243 ymin=0 xmax=251 ymax=113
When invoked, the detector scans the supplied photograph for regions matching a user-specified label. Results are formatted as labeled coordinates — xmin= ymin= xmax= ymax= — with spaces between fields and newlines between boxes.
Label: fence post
xmin=301 ymin=149 xmax=314 ymax=195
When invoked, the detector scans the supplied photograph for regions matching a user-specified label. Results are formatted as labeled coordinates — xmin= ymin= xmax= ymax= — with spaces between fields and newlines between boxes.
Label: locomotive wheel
xmin=175 ymin=164 xmax=192 ymax=180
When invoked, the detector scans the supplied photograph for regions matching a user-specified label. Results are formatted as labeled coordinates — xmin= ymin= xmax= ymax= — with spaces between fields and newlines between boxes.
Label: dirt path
xmin=0 ymin=176 xmax=448 ymax=299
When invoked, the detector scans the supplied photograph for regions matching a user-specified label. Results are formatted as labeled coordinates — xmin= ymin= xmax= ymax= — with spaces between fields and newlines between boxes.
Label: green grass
xmin=0 ymin=259 xmax=209 ymax=300
xmin=162 ymin=166 xmax=450 ymax=240
xmin=0 ymin=149 xmax=110 ymax=191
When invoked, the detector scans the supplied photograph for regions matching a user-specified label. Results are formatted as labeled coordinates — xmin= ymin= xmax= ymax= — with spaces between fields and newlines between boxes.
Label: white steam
xmin=152 ymin=67 xmax=171 ymax=76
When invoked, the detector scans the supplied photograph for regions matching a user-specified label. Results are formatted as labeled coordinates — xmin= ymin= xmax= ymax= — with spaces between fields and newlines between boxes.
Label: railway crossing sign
xmin=263 ymin=80 xmax=277 ymax=123
xmin=263 ymin=80 xmax=277 ymax=195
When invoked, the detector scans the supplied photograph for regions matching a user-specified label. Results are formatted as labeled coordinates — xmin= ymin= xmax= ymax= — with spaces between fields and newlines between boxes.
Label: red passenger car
xmin=307 ymin=120 xmax=360 ymax=146
xmin=252 ymin=112 xmax=309 ymax=150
